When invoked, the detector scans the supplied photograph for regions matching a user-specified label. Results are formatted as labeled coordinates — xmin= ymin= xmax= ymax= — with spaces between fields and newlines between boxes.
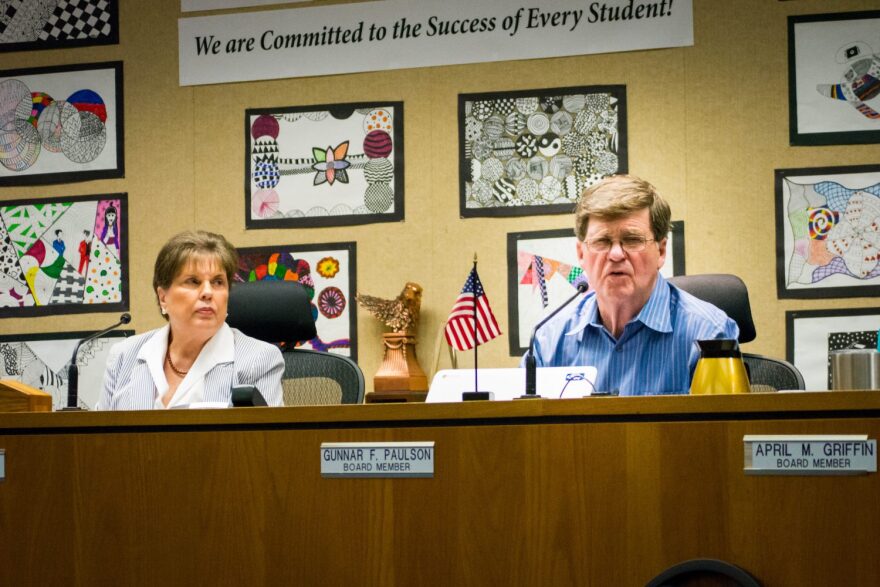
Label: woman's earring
xmin=161 ymin=306 xmax=167 ymax=315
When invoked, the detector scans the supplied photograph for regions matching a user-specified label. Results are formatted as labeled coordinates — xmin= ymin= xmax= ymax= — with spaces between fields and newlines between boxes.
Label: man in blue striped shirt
xmin=527 ymin=175 xmax=738 ymax=395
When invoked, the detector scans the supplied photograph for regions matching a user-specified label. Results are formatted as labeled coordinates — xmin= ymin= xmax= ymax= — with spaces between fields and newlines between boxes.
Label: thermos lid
xmin=696 ymin=338 xmax=741 ymax=358
xmin=830 ymin=348 xmax=879 ymax=356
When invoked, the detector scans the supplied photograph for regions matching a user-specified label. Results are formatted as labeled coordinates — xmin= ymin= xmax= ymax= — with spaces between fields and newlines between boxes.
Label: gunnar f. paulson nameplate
xmin=321 ymin=442 xmax=434 ymax=478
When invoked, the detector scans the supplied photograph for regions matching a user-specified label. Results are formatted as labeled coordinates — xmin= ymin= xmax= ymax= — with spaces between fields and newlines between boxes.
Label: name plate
xmin=744 ymin=435 xmax=877 ymax=475
xmin=321 ymin=442 xmax=434 ymax=478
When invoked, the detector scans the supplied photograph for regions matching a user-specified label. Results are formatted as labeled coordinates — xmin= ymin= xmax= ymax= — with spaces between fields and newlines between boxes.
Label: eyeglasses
xmin=584 ymin=235 xmax=656 ymax=253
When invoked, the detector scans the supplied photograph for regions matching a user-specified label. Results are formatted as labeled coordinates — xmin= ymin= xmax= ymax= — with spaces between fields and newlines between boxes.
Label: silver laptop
xmin=427 ymin=366 xmax=599 ymax=402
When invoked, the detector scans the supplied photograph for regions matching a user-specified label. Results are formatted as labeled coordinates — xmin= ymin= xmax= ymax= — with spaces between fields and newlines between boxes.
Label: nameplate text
xmin=743 ymin=435 xmax=876 ymax=475
xmin=321 ymin=442 xmax=434 ymax=478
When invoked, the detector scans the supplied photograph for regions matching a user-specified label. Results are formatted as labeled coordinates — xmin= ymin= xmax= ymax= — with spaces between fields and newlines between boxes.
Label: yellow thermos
xmin=690 ymin=339 xmax=751 ymax=395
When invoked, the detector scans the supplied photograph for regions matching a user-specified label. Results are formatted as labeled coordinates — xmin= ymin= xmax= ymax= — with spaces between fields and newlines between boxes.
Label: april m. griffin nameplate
xmin=744 ymin=435 xmax=877 ymax=476
xmin=321 ymin=442 xmax=434 ymax=478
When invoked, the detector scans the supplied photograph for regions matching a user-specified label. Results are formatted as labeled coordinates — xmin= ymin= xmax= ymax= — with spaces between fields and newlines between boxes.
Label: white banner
xmin=178 ymin=0 xmax=693 ymax=86
xmin=181 ymin=0 xmax=308 ymax=12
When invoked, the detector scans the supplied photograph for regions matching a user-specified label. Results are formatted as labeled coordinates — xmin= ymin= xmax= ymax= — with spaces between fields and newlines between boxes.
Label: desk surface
xmin=2 ymin=391 xmax=879 ymax=586
xmin=2 ymin=390 xmax=878 ymax=431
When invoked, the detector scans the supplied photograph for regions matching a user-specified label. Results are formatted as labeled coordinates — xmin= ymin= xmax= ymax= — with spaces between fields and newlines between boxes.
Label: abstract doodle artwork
xmin=0 ymin=192 xmax=128 ymax=317
xmin=506 ymin=222 xmax=683 ymax=355
xmin=245 ymin=101 xmax=403 ymax=229
xmin=775 ymin=164 xmax=880 ymax=298
xmin=0 ymin=330 xmax=131 ymax=410
xmin=235 ymin=241 xmax=357 ymax=360
xmin=0 ymin=61 xmax=124 ymax=186
xmin=459 ymin=85 xmax=627 ymax=218
xmin=788 ymin=10 xmax=880 ymax=145
xmin=786 ymin=307 xmax=880 ymax=390
xmin=0 ymin=0 xmax=118 ymax=53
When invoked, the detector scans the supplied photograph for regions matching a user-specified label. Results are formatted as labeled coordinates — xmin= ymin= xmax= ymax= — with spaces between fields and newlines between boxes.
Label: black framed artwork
xmin=0 ymin=192 xmax=129 ymax=318
xmin=0 ymin=329 xmax=132 ymax=410
xmin=505 ymin=221 xmax=683 ymax=356
xmin=786 ymin=307 xmax=880 ymax=390
xmin=788 ymin=10 xmax=880 ymax=146
xmin=235 ymin=241 xmax=358 ymax=361
xmin=0 ymin=0 xmax=119 ymax=53
xmin=0 ymin=61 xmax=124 ymax=186
xmin=775 ymin=164 xmax=880 ymax=299
xmin=459 ymin=85 xmax=628 ymax=218
xmin=245 ymin=102 xmax=404 ymax=229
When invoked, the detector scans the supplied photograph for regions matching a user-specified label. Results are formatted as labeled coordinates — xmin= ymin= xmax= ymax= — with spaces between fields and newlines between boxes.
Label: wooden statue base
xmin=365 ymin=391 xmax=428 ymax=404
xmin=373 ymin=332 xmax=428 ymax=393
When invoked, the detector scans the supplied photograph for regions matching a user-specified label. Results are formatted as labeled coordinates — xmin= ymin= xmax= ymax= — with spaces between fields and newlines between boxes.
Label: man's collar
xmin=563 ymin=292 xmax=597 ymax=337
xmin=633 ymin=274 xmax=673 ymax=333
xmin=564 ymin=273 xmax=672 ymax=336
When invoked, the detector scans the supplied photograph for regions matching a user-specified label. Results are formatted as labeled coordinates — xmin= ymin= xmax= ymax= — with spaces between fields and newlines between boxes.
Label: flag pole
xmin=472 ymin=252 xmax=478 ymax=394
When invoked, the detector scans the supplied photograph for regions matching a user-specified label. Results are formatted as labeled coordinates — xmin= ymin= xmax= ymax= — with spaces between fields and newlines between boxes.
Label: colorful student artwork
xmin=0 ymin=330 xmax=131 ymax=410
xmin=506 ymin=223 xmax=684 ymax=355
xmin=459 ymin=85 xmax=627 ymax=218
xmin=0 ymin=61 xmax=124 ymax=186
xmin=245 ymin=101 xmax=404 ymax=229
xmin=788 ymin=11 xmax=880 ymax=145
xmin=0 ymin=0 xmax=119 ymax=53
xmin=235 ymin=242 xmax=357 ymax=360
xmin=0 ymin=193 xmax=128 ymax=317
xmin=776 ymin=164 xmax=880 ymax=298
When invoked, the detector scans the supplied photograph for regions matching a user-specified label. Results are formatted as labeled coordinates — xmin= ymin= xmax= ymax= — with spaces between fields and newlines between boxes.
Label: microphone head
xmin=120 ymin=313 xmax=132 ymax=324
xmin=576 ymin=282 xmax=589 ymax=293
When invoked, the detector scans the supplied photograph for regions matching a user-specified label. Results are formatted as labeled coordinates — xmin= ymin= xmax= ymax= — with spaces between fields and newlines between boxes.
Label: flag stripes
xmin=444 ymin=268 xmax=501 ymax=352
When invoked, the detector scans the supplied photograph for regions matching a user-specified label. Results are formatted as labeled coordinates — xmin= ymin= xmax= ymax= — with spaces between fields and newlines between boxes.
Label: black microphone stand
xmin=520 ymin=282 xmax=588 ymax=399
xmin=63 ymin=313 xmax=131 ymax=411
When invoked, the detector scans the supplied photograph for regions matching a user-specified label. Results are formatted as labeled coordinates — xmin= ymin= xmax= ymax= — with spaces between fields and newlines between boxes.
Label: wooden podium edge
xmin=0 ymin=379 xmax=53 ymax=412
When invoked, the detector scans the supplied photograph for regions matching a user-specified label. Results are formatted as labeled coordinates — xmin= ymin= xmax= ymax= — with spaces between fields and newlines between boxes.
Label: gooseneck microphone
xmin=522 ymin=282 xmax=588 ymax=399
xmin=63 ymin=313 xmax=131 ymax=410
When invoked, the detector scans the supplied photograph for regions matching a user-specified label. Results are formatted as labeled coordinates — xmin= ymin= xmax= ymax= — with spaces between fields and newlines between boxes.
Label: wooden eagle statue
xmin=356 ymin=282 xmax=423 ymax=335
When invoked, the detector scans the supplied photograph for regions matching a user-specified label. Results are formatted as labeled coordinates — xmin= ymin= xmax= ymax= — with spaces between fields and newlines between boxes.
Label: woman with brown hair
xmin=97 ymin=230 xmax=283 ymax=410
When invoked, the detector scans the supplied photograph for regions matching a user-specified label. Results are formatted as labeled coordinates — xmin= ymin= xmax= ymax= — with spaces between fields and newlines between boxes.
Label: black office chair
xmin=227 ymin=280 xmax=365 ymax=405
xmin=646 ymin=558 xmax=761 ymax=587
xmin=667 ymin=274 xmax=756 ymax=344
xmin=668 ymin=274 xmax=805 ymax=391
xmin=742 ymin=353 xmax=805 ymax=392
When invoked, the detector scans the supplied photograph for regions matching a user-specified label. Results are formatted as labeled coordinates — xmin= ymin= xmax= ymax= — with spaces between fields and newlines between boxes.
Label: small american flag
xmin=444 ymin=267 xmax=501 ymax=351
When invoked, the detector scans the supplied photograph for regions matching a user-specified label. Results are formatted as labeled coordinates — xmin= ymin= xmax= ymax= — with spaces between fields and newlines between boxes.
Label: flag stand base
xmin=373 ymin=332 xmax=428 ymax=393
xmin=462 ymin=391 xmax=494 ymax=401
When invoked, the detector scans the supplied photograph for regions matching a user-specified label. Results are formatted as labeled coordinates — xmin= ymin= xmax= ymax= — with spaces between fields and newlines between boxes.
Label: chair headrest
xmin=227 ymin=280 xmax=317 ymax=345
xmin=667 ymin=274 xmax=757 ymax=343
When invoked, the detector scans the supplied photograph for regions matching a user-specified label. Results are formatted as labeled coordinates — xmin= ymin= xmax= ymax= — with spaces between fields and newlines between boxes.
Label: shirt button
xmin=615 ymin=346 xmax=623 ymax=352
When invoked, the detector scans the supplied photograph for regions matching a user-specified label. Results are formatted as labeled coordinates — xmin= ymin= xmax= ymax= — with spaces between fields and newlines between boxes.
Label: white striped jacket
xmin=96 ymin=326 xmax=283 ymax=410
